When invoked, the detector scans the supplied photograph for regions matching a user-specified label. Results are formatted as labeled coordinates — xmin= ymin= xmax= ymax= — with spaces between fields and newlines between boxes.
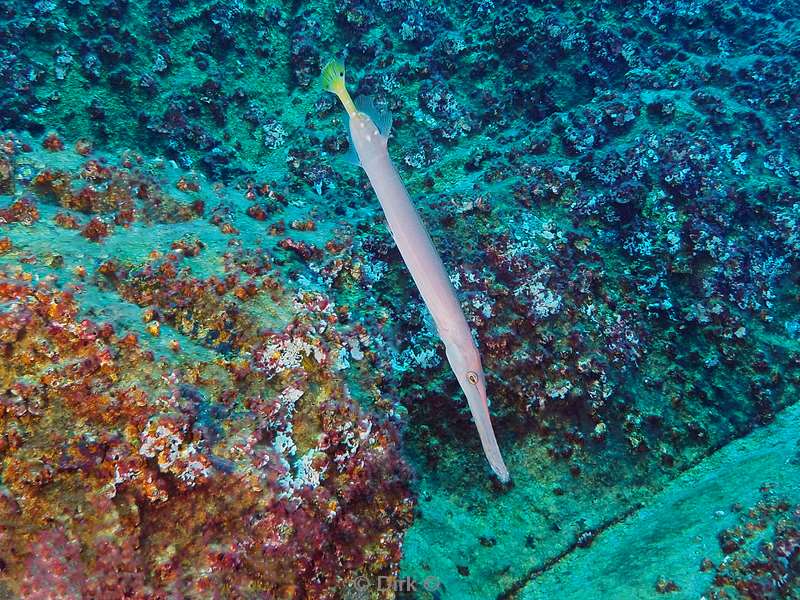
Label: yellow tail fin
xmin=321 ymin=58 xmax=356 ymax=116
xmin=321 ymin=59 xmax=346 ymax=93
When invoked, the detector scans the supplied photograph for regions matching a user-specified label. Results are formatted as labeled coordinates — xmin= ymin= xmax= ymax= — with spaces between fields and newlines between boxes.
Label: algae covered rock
xmin=0 ymin=134 xmax=414 ymax=598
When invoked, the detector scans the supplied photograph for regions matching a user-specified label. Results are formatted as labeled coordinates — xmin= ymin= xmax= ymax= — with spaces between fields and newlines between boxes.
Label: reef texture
xmin=1 ymin=0 xmax=800 ymax=598
xmin=0 ymin=134 xmax=412 ymax=598
xmin=705 ymin=488 xmax=800 ymax=599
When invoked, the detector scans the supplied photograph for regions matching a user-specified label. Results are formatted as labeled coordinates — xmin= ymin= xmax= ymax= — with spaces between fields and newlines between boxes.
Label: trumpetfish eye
xmin=467 ymin=371 xmax=479 ymax=385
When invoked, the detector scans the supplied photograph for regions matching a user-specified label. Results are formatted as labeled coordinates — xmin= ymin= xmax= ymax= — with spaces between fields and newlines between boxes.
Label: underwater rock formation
xmin=0 ymin=134 xmax=413 ymax=598
xmin=1 ymin=0 xmax=800 ymax=597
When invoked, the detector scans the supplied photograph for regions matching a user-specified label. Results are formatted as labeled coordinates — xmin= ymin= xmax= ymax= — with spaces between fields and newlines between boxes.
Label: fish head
xmin=445 ymin=337 xmax=488 ymax=409
xmin=445 ymin=338 xmax=510 ymax=483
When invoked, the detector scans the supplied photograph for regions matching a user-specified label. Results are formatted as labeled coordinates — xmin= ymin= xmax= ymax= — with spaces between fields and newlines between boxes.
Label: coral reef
xmin=1 ymin=0 xmax=800 ymax=597
xmin=0 ymin=135 xmax=412 ymax=598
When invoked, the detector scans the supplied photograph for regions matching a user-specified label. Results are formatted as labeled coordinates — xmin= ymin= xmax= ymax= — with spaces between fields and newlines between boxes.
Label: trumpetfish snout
xmin=321 ymin=58 xmax=510 ymax=484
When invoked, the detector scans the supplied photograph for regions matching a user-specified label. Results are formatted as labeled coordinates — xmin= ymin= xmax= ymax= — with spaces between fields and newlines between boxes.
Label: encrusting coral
xmin=0 ymin=133 xmax=414 ymax=598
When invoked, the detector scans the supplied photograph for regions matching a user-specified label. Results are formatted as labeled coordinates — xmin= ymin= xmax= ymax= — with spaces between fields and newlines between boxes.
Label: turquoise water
xmin=1 ymin=1 xmax=800 ymax=598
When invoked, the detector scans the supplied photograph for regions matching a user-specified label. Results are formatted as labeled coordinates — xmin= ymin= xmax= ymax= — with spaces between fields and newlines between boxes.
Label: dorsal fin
xmin=343 ymin=138 xmax=361 ymax=166
xmin=354 ymin=95 xmax=393 ymax=137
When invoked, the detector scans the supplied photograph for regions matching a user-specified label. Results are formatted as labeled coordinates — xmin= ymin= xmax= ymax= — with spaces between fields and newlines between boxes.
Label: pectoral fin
xmin=355 ymin=95 xmax=393 ymax=137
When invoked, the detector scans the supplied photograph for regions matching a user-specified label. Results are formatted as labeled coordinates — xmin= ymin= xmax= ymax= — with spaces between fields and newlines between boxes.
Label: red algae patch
xmin=0 ymin=272 xmax=414 ymax=598
xmin=41 ymin=133 xmax=64 ymax=152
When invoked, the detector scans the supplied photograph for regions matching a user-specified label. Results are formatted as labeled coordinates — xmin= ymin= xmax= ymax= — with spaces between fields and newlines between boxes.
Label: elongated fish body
xmin=322 ymin=60 xmax=510 ymax=483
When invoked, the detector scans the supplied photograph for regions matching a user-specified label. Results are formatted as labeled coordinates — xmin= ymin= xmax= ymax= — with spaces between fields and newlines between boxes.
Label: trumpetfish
xmin=321 ymin=58 xmax=510 ymax=483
